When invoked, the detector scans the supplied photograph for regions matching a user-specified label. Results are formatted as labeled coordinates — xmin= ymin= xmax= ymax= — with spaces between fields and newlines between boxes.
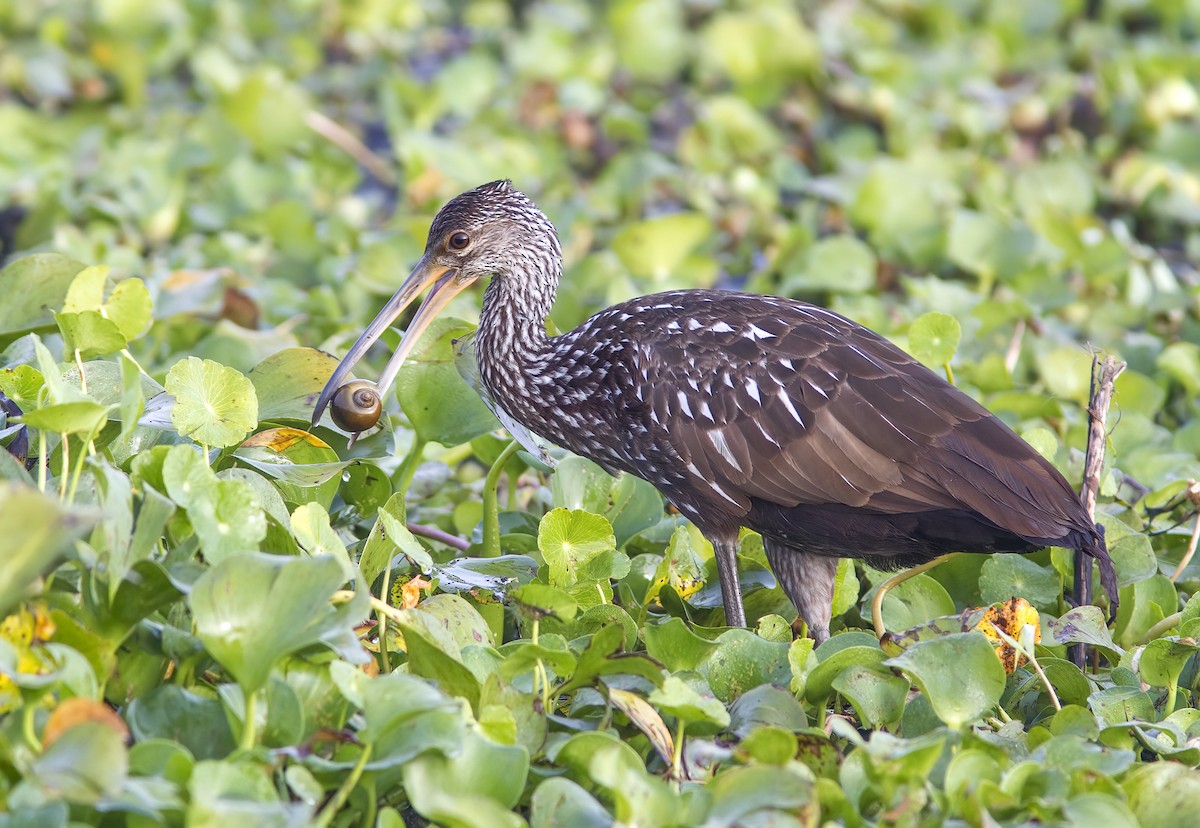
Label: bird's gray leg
xmin=763 ymin=540 xmax=839 ymax=644
xmin=713 ymin=538 xmax=747 ymax=627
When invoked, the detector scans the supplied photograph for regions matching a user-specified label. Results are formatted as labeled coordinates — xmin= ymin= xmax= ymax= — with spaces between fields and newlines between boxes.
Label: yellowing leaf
xmin=975 ymin=597 xmax=1041 ymax=674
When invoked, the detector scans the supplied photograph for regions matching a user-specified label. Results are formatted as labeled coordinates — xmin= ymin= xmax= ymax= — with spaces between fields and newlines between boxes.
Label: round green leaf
xmin=908 ymin=312 xmax=961 ymax=367
xmin=879 ymin=572 xmax=956 ymax=630
xmin=248 ymin=347 xmax=342 ymax=423
xmin=0 ymin=253 xmax=86 ymax=345
xmin=884 ymin=632 xmax=1005 ymax=728
xmin=538 ymin=508 xmax=617 ymax=588
xmin=979 ymin=554 xmax=1060 ymax=610
xmin=394 ymin=317 xmax=499 ymax=445
xmin=166 ymin=357 xmax=259 ymax=448
xmin=530 ymin=778 xmax=612 ymax=828
xmin=831 ymin=664 xmax=909 ymax=729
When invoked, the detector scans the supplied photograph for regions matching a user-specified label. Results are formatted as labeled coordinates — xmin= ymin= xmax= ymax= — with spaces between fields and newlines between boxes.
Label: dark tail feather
xmin=1084 ymin=523 xmax=1119 ymax=621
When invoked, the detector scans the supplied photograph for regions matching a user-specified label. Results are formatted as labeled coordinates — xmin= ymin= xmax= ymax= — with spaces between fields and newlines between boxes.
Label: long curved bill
xmin=311 ymin=255 xmax=477 ymax=430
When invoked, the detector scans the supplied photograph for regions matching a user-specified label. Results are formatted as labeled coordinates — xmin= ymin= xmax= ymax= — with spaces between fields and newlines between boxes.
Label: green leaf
xmin=118 ymin=352 xmax=146 ymax=441
xmin=979 ymin=554 xmax=1060 ymax=610
xmin=55 ymin=310 xmax=127 ymax=359
xmin=165 ymin=357 xmax=258 ymax=448
xmin=704 ymin=629 xmax=792 ymax=703
xmin=0 ymin=365 xmax=45 ymax=410
xmin=291 ymin=502 xmax=352 ymax=580
xmin=248 ymin=347 xmax=343 ymax=422
xmin=378 ymin=507 xmax=433 ymax=572
xmin=509 ymin=583 xmax=578 ymax=623
xmin=1124 ymin=759 xmax=1200 ymax=824
xmin=163 ymin=444 xmax=266 ymax=565
xmin=879 ymin=572 xmax=956 ymax=630
xmin=1138 ymin=638 xmax=1200 ymax=689
xmin=0 ymin=254 xmax=86 ymax=345
xmin=643 ymin=617 xmax=720 ymax=671
xmin=884 ymin=633 xmax=1006 ymax=728
xmin=399 ymin=610 xmax=484 ymax=711
xmin=234 ymin=428 xmax=348 ymax=507
xmin=648 ymin=674 xmax=730 ymax=730
xmin=55 ymin=269 xmax=151 ymax=358
xmin=804 ymin=644 xmax=886 ymax=704
xmin=539 ymin=508 xmax=618 ymax=588
xmin=558 ymin=622 xmax=665 ymax=695
xmin=832 ymin=664 xmax=909 ymax=729
xmin=394 ymin=317 xmax=499 ymax=446
xmin=789 ymin=235 xmax=877 ymax=294
xmin=190 ymin=553 xmax=368 ymax=694
xmin=1047 ymin=606 xmax=1124 ymax=661
xmin=188 ymin=759 xmax=307 ymax=825
xmin=0 ymin=483 xmax=94 ymax=616
xmin=947 ymin=210 xmax=1036 ymax=282
xmin=18 ymin=400 xmax=109 ymax=435
xmin=530 ymin=778 xmax=612 ymax=828
xmin=125 ymin=686 xmax=236 ymax=761
xmin=830 ymin=557 xmax=860 ymax=618
xmin=728 ymin=684 xmax=808 ymax=737
xmin=31 ymin=722 xmax=128 ymax=804
xmin=908 ymin=312 xmax=962 ymax=367
xmin=104 ymin=278 xmax=152 ymax=342
xmin=402 ymin=728 xmax=529 ymax=828
xmin=704 ymin=764 xmax=815 ymax=826
xmin=610 ymin=212 xmax=711 ymax=281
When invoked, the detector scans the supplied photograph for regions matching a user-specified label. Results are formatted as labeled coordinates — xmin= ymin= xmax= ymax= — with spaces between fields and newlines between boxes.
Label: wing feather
xmin=628 ymin=292 xmax=1086 ymax=548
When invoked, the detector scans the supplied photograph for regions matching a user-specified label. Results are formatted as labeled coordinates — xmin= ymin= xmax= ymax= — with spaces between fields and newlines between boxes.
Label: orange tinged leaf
xmin=43 ymin=698 xmax=129 ymax=748
xmin=976 ymin=597 xmax=1040 ymax=674
xmin=241 ymin=426 xmax=330 ymax=452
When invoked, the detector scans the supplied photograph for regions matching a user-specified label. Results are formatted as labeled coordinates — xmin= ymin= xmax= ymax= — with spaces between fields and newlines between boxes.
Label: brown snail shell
xmin=330 ymin=380 xmax=382 ymax=433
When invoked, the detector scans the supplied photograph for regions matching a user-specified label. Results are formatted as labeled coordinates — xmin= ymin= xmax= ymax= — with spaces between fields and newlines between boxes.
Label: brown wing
xmin=630 ymin=292 xmax=1084 ymax=544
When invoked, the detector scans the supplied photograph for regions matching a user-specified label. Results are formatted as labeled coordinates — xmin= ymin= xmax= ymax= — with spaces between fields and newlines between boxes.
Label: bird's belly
xmin=745 ymin=499 xmax=1039 ymax=568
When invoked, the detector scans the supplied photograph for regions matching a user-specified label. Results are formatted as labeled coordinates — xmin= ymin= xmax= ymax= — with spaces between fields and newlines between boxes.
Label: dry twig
xmin=305 ymin=110 xmax=397 ymax=186
xmin=1071 ymin=354 xmax=1124 ymax=668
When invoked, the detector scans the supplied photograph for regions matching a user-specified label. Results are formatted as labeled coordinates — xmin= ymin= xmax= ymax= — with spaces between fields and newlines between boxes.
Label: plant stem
xmin=37 ymin=430 xmax=47 ymax=492
xmin=67 ymin=430 xmax=91 ymax=505
xmin=482 ymin=440 xmax=520 ymax=557
xmin=22 ymin=704 xmax=41 ymax=752
xmin=59 ymin=433 xmax=69 ymax=499
xmin=378 ymin=555 xmax=392 ymax=674
xmin=312 ymin=742 xmax=373 ymax=828
xmin=1073 ymin=355 xmax=1123 ymax=668
xmin=479 ymin=440 xmax=519 ymax=645
xmin=407 ymin=522 xmax=469 ymax=551
xmin=240 ymin=688 xmax=259 ymax=751
xmin=871 ymin=553 xmax=959 ymax=638
xmin=75 ymin=349 xmax=87 ymax=394
xmin=671 ymin=721 xmax=687 ymax=782
xmin=1142 ymin=611 xmax=1183 ymax=643
xmin=1170 ymin=499 xmax=1200 ymax=582
xmin=1021 ymin=624 xmax=1060 ymax=713
xmin=393 ymin=436 xmax=427 ymax=495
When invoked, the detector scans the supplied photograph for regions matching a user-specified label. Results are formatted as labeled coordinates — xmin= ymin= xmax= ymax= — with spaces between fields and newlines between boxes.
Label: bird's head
xmin=311 ymin=180 xmax=559 ymax=435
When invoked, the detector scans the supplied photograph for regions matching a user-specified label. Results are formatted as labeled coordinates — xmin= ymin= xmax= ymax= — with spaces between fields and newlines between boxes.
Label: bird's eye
xmin=448 ymin=231 xmax=470 ymax=251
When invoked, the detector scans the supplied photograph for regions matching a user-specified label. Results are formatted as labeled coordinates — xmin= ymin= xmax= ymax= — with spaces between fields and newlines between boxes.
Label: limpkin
xmin=313 ymin=180 xmax=1118 ymax=642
